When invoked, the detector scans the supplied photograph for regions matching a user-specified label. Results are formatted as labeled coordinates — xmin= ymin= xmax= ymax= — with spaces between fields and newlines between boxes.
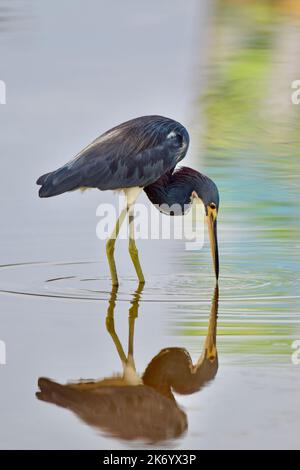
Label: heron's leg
xmin=105 ymin=286 xmax=127 ymax=365
xmin=106 ymin=206 xmax=128 ymax=286
xmin=128 ymin=205 xmax=145 ymax=284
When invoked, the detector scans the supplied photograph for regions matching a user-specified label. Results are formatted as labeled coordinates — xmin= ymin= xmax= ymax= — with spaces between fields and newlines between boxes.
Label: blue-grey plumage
xmin=144 ymin=166 xmax=220 ymax=215
xmin=36 ymin=115 xmax=189 ymax=198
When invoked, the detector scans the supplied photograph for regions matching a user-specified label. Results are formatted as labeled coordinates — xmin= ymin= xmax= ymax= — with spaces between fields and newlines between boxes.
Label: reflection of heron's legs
xmin=106 ymin=206 xmax=128 ymax=286
xmin=105 ymin=287 xmax=127 ymax=364
xmin=128 ymin=205 xmax=145 ymax=284
xmin=104 ymin=284 xmax=144 ymax=385
xmin=127 ymin=284 xmax=144 ymax=369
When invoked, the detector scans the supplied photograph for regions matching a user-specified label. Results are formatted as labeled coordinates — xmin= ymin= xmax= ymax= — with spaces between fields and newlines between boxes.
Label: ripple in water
xmin=0 ymin=259 xmax=298 ymax=303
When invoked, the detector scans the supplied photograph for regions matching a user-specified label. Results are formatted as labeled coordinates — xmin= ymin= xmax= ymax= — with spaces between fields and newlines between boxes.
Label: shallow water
xmin=0 ymin=0 xmax=300 ymax=450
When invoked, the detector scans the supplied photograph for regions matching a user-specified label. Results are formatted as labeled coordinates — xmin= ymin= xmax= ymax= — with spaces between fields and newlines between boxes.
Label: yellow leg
xmin=127 ymin=283 xmax=144 ymax=367
xmin=106 ymin=206 xmax=128 ymax=286
xmin=105 ymin=286 xmax=127 ymax=364
xmin=128 ymin=206 xmax=145 ymax=284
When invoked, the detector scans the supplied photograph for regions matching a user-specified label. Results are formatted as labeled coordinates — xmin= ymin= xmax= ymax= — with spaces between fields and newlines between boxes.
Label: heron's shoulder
xmin=72 ymin=116 xmax=171 ymax=153
xmin=80 ymin=116 xmax=188 ymax=159
xmin=102 ymin=115 xmax=189 ymax=140
xmin=113 ymin=115 xmax=182 ymax=128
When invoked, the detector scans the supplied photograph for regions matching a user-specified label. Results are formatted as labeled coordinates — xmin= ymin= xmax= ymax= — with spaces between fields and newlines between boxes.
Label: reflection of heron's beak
xmin=205 ymin=285 xmax=219 ymax=360
xmin=207 ymin=210 xmax=219 ymax=280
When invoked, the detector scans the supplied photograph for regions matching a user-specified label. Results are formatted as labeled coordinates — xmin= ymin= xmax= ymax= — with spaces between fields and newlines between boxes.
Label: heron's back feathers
xmin=37 ymin=115 xmax=189 ymax=198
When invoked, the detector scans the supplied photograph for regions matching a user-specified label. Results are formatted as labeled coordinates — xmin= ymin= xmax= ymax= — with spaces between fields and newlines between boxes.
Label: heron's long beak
xmin=207 ymin=209 xmax=219 ymax=280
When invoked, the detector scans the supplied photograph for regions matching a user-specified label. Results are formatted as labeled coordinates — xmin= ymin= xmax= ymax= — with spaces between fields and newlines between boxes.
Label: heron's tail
xmin=36 ymin=165 xmax=82 ymax=198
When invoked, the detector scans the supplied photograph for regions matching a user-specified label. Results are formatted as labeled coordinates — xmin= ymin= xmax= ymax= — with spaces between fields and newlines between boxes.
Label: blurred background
xmin=0 ymin=0 xmax=299 ymax=450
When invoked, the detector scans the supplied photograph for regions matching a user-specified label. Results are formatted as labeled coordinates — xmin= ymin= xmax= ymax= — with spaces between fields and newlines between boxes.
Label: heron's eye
xmin=209 ymin=202 xmax=217 ymax=210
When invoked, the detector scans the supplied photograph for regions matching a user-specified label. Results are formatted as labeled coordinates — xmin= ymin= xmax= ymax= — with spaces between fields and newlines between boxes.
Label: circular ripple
xmin=0 ymin=260 xmax=298 ymax=303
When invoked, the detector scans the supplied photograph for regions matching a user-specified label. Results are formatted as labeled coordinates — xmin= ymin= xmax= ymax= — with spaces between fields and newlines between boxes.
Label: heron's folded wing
xmin=37 ymin=115 xmax=189 ymax=197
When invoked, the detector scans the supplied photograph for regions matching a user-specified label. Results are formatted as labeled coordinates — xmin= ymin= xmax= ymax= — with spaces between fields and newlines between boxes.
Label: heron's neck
xmin=143 ymin=348 xmax=217 ymax=396
xmin=144 ymin=174 xmax=193 ymax=215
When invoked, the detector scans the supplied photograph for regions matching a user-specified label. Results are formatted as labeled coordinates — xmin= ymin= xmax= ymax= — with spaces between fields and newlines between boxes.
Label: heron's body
xmin=37 ymin=115 xmax=189 ymax=197
xmin=37 ymin=115 xmax=219 ymax=284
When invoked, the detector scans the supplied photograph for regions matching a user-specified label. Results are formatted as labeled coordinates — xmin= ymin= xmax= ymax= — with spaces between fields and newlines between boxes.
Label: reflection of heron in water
xmin=36 ymin=286 xmax=219 ymax=444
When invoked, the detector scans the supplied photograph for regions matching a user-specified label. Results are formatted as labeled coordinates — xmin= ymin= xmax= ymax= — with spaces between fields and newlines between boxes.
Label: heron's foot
xmin=129 ymin=239 xmax=145 ymax=284
xmin=106 ymin=239 xmax=119 ymax=286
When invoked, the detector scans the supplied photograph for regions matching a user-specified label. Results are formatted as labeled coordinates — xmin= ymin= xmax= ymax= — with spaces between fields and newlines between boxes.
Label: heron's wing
xmin=37 ymin=115 xmax=189 ymax=198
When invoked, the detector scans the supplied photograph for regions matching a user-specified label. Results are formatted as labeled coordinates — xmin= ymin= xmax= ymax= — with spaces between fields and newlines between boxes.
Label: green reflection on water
xmin=173 ymin=0 xmax=300 ymax=363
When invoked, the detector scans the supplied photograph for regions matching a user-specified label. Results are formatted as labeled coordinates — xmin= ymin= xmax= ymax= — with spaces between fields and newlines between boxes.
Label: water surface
xmin=0 ymin=0 xmax=299 ymax=450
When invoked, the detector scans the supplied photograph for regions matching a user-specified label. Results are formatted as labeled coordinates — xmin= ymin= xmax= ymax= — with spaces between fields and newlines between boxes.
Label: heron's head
xmin=191 ymin=171 xmax=219 ymax=215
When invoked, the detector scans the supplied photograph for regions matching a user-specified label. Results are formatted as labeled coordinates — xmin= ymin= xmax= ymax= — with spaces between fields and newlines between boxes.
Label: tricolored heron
xmin=36 ymin=285 xmax=218 ymax=443
xmin=37 ymin=115 xmax=219 ymax=285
